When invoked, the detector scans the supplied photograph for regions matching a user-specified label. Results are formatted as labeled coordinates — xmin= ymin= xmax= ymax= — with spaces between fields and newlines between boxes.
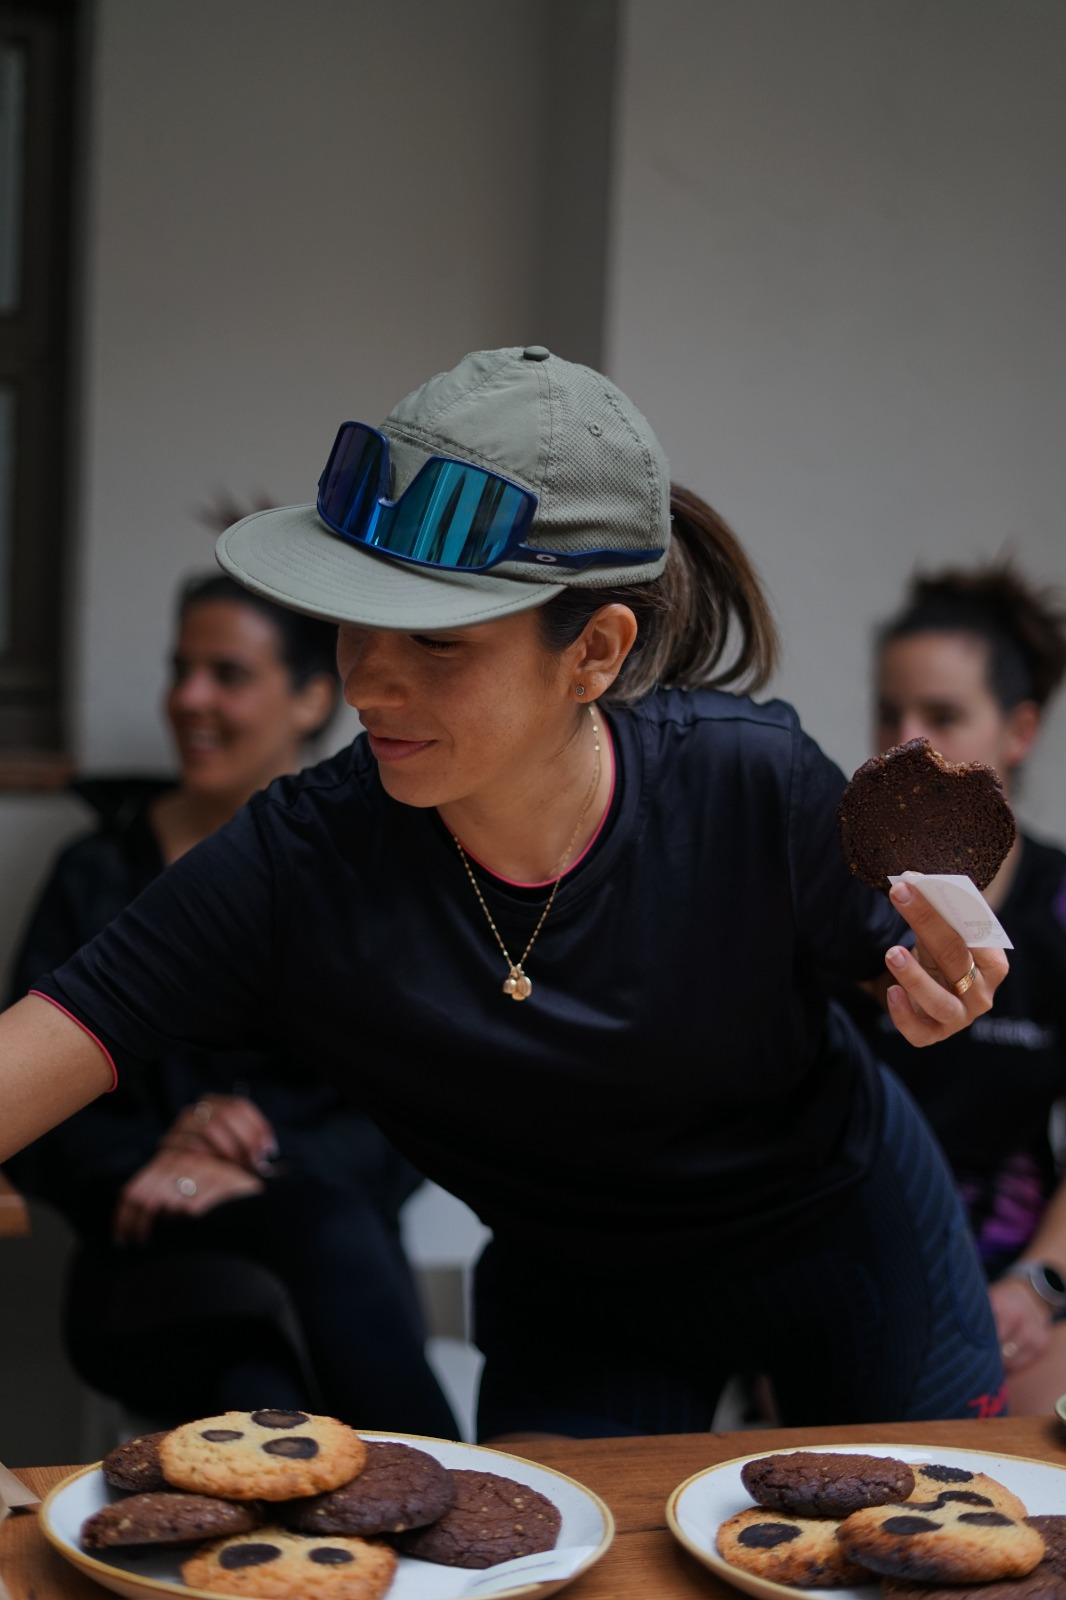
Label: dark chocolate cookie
xmin=838 ymin=737 xmax=1015 ymax=892
xmin=80 ymin=1490 xmax=262 ymax=1549
xmin=741 ymin=1451 xmax=916 ymax=1518
xmin=1028 ymin=1517 xmax=1066 ymax=1578
xmin=101 ymin=1430 xmax=170 ymax=1493
xmin=883 ymin=1559 xmax=1066 ymax=1600
xmin=283 ymin=1440 xmax=455 ymax=1535
xmin=396 ymin=1468 xmax=561 ymax=1569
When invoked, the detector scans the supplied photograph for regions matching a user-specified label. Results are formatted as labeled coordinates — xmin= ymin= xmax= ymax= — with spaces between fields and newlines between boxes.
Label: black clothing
xmin=5 ymin=777 xmax=457 ymax=1436
xmin=29 ymin=692 xmax=1004 ymax=1430
xmin=38 ymin=693 xmax=900 ymax=1269
xmin=475 ymin=1069 xmax=1004 ymax=1435
xmin=842 ymin=832 xmax=1066 ymax=1279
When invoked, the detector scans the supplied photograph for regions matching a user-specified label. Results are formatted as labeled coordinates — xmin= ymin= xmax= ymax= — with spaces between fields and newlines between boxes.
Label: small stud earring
xmin=575 ymin=684 xmax=586 ymax=696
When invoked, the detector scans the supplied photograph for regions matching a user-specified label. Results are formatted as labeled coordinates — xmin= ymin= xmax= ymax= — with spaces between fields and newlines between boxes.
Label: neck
xmin=439 ymin=707 xmax=611 ymax=883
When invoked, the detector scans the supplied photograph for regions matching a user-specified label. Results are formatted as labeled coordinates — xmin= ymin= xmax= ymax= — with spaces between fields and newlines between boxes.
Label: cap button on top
xmin=522 ymin=345 xmax=551 ymax=361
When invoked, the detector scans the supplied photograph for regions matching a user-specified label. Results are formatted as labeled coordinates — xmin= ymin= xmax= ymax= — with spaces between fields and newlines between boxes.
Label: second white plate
xmin=667 ymin=1441 xmax=1066 ymax=1600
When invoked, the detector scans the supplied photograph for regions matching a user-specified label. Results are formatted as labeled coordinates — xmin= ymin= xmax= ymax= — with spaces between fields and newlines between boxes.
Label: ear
xmin=568 ymin=604 xmax=639 ymax=701
xmin=1003 ymin=699 xmax=1041 ymax=772
xmin=294 ymin=673 xmax=339 ymax=738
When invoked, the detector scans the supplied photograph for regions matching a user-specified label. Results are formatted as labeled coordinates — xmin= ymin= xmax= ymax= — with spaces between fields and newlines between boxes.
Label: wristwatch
xmin=1005 ymin=1259 xmax=1066 ymax=1314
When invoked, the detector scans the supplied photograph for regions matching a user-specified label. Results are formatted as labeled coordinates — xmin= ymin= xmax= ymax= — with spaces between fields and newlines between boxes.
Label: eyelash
xmin=413 ymin=635 xmax=459 ymax=654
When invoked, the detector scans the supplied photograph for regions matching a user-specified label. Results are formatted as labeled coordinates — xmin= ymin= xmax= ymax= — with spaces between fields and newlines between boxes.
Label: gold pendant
xmin=502 ymin=968 xmax=532 ymax=1001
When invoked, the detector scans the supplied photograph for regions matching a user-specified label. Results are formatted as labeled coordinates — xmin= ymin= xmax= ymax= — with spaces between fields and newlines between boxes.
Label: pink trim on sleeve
xmin=28 ymin=991 xmax=119 ymax=1091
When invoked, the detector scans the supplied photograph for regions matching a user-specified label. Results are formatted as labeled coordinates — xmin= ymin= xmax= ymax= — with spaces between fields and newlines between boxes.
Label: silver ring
xmin=953 ymin=958 xmax=978 ymax=997
xmin=193 ymin=1100 xmax=213 ymax=1125
xmin=175 ymin=1176 xmax=198 ymax=1198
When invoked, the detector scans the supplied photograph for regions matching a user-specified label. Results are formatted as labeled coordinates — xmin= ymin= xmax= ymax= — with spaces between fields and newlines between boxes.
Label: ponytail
xmin=537 ymin=483 xmax=779 ymax=704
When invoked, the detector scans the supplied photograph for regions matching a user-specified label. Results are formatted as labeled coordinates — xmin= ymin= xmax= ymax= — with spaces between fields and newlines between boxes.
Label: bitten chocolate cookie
xmin=100 ymin=1430 xmax=169 ymax=1493
xmin=396 ymin=1468 xmax=561 ymax=1569
xmin=716 ymin=1507 xmax=868 ymax=1587
xmin=283 ymin=1440 xmax=455 ymax=1536
xmin=741 ymin=1451 xmax=916 ymax=1518
xmin=837 ymin=1499 xmax=1045 ymax=1583
xmin=906 ymin=1463 xmax=1029 ymax=1520
xmin=159 ymin=1409 xmax=367 ymax=1501
xmin=1028 ymin=1518 xmax=1066 ymax=1578
xmin=838 ymin=737 xmax=1015 ymax=892
xmin=80 ymin=1491 xmax=262 ymax=1550
xmin=181 ymin=1527 xmax=396 ymax=1599
xmin=883 ymin=1561 xmax=1066 ymax=1600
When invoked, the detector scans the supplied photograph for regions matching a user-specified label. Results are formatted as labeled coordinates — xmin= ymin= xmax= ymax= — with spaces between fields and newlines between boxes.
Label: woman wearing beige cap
xmin=0 ymin=346 xmax=1009 ymax=1437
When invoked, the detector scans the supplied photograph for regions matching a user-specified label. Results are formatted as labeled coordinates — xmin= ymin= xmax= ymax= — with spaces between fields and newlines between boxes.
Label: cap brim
xmin=216 ymin=505 xmax=566 ymax=629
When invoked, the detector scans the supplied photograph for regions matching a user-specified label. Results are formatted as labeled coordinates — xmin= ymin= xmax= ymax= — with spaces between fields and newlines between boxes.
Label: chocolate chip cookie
xmin=716 ymin=1506 xmax=868 ymax=1586
xmin=181 ymin=1527 xmax=396 ymax=1598
xmin=159 ymin=1409 xmax=367 ymax=1501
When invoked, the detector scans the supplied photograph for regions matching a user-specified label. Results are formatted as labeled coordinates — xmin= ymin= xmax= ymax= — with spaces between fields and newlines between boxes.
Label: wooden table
xmin=4 ymin=1417 xmax=1066 ymax=1598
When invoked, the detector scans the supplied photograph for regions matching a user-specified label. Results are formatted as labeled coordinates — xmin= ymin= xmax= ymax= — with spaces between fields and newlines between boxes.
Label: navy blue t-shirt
xmin=36 ymin=688 xmax=903 ymax=1268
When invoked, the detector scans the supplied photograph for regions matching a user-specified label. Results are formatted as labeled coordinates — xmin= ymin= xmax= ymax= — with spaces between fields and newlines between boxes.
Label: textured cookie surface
xmin=181 ymin=1527 xmax=396 ymax=1599
xmin=883 ymin=1561 xmax=1066 ymax=1600
xmin=80 ymin=1491 xmax=261 ymax=1549
xmin=838 ymin=1499 xmax=1045 ymax=1582
xmin=396 ymin=1468 xmax=561 ymax=1568
xmin=283 ymin=1440 xmax=455 ymax=1535
xmin=716 ymin=1507 xmax=868 ymax=1587
xmin=159 ymin=1409 xmax=367 ymax=1501
xmin=101 ymin=1430 xmax=169 ymax=1493
xmin=1028 ymin=1518 xmax=1066 ymax=1578
xmin=741 ymin=1451 xmax=916 ymax=1518
xmin=906 ymin=1463 xmax=1028 ymax=1520
xmin=838 ymin=737 xmax=1015 ymax=891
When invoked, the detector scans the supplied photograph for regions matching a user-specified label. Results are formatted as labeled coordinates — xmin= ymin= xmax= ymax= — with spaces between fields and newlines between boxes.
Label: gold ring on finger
xmin=953 ymin=958 xmax=978 ymax=997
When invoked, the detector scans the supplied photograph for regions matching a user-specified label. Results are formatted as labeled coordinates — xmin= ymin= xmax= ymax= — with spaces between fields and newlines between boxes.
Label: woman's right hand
xmin=160 ymin=1093 xmax=278 ymax=1175
xmin=112 ymin=1145 xmax=264 ymax=1247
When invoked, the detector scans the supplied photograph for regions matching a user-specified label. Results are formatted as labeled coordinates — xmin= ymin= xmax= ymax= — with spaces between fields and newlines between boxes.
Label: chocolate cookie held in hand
xmin=838 ymin=737 xmax=1016 ymax=893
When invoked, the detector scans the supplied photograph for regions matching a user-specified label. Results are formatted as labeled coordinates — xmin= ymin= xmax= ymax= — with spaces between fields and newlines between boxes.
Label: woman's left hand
xmin=882 ymin=878 xmax=1008 ymax=1046
xmin=989 ymin=1277 xmax=1053 ymax=1373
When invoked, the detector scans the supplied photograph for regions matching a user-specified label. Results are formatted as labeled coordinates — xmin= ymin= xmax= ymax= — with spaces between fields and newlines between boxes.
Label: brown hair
xmin=537 ymin=483 xmax=779 ymax=704
xmin=879 ymin=559 xmax=1066 ymax=712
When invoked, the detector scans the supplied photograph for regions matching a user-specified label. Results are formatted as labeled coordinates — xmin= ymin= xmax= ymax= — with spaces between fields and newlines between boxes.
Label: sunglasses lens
xmin=318 ymin=425 xmax=534 ymax=571
xmin=319 ymin=425 xmax=385 ymax=534
xmin=379 ymin=461 xmax=531 ymax=570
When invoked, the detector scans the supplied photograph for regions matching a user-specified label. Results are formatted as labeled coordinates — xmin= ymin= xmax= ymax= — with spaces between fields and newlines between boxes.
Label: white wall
xmin=608 ymin=0 xmax=1066 ymax=837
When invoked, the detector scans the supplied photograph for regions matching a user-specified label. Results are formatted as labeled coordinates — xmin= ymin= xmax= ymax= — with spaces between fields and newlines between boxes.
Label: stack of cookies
xmin=79 ymin=1408 xmax=562 ymax=1597
xmin=716 ymin=1451 xmax=1066 ymax=1594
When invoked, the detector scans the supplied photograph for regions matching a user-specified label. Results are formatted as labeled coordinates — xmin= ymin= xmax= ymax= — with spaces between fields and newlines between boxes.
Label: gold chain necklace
xmin=453 ymin=705 xmax=602 ymax=1002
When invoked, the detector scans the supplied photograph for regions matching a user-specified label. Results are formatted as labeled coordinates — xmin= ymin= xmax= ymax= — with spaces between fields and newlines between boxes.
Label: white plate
xmin=40 ymin=1432 xmax=614 ymax=1600
xmin=666 ymin=1441 xmax=1066 ymax=1600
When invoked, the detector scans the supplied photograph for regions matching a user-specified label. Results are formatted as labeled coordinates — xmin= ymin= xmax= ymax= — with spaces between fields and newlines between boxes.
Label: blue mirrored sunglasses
xmin=316 ymin=422 xmax=663 ymax=575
